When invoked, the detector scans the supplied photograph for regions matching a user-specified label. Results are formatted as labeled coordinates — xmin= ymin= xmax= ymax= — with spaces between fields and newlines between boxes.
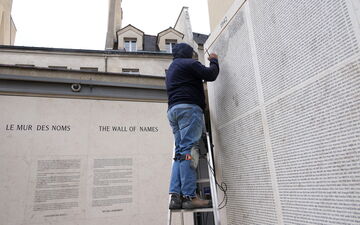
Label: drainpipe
xmin=104 ymin=55 xmax=108 ymax=72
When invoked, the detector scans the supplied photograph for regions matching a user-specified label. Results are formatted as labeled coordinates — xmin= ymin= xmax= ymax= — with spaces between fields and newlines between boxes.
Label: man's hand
xmin=208 ymin=53 xmax=218 ymax=60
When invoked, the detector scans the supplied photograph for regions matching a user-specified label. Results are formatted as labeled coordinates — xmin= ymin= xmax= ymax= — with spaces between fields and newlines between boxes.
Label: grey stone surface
xmin=206 ymin=1 xmax=360 ymax=224
xmin=0 ymin=96 xmax=174 ymax=225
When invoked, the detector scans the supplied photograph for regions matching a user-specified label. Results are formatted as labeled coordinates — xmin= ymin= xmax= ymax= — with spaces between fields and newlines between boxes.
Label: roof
xmin=0 ymin=45 xmax=171 ymax=56
xmin=192 ymin=32 xmax=209 ymax=45
xmin=0 ymin=32 xmax=208 ymax=55
xmin=157 ymin=27 xmax=184 ymax=41
xmin=143 ymin=35 xmax=159 ymax=51
xmin=116 ymin=24 xmax=145 ymax=36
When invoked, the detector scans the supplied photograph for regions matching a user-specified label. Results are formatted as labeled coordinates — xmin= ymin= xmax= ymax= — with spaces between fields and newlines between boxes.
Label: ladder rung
xmin=197 ymin=178 xmax=210 ymax=183
xmin=170 ymin=207 xmax=214 ymax=213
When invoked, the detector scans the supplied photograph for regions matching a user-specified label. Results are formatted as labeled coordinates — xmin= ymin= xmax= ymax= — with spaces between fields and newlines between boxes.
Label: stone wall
xmin=0 ymin=95 xmax=174 ymax=225
xmin=205 ymin=0 xmax=360 ymax=224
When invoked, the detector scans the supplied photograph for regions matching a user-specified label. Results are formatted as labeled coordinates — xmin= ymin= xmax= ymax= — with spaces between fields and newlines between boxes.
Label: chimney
xmin=105 ymin=0 xmax=122 ymax=49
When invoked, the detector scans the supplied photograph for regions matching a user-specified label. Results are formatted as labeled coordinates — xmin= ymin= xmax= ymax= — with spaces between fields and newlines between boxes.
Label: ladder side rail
xmin=167 ymin=198 xmax=172 ymax=225
xmin=205 ymin=132 xmax=221 ymax=225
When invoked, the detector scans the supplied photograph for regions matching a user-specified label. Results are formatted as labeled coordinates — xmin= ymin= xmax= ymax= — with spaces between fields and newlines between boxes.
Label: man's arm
xmin=191 ymin=53 xmax=220 ymax=81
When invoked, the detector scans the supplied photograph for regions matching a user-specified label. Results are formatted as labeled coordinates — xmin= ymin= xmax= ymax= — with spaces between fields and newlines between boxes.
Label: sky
xmin=11 ymin=0 xmax=210 ymax=50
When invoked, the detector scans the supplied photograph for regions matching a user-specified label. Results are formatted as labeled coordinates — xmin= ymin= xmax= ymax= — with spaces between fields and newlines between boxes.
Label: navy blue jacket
xmin=166 ymin=43 xmax=220 ymax=110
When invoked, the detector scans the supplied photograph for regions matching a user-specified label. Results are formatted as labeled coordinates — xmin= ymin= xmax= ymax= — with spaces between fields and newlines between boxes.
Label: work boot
xmin=182 ymin=196 xmax=212 ymax=209
xmin=169 ymin=194 xmax=182 ymax=209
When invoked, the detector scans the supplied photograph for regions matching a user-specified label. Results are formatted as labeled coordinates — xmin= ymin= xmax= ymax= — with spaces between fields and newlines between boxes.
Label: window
xmin=124 ymin=38 xmax=137 ymax=52
xmin=48 ymin=66 xmax=67 ymax=70
xmin=80 ymin=67 xmax=98 ymax=72
xmin=122 ymin=68 xmax=140 ymax=75
xmin=165 ymin=39 xmax=177 ymax=53
xmin=15 ymin=64 xmax=35 ymax=67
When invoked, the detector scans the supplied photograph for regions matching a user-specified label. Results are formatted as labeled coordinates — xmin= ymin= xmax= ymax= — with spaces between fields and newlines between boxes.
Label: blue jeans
xmin=167 ymin=103 xmax=205 ymax=197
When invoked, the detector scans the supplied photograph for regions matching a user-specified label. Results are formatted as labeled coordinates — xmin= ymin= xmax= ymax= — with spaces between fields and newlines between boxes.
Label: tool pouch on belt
xmin=190 ymin=146 xmax=200 ymax=169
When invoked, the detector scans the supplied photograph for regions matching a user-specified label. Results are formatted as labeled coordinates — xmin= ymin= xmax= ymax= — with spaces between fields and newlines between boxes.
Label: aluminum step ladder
xmin=167 ymin=132 xmax=221 ymax=225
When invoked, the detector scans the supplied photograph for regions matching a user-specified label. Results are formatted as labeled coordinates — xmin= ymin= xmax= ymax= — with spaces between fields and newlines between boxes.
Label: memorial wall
xmin=0 ymin=95 xmax=174 ymax=225
xmin=205 ymin=0 xmax=360 ymax=224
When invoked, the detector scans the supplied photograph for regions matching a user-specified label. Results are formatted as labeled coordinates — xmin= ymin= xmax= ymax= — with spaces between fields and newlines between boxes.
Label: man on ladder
xmin=165 ymin=42 xmax=220 ymax=210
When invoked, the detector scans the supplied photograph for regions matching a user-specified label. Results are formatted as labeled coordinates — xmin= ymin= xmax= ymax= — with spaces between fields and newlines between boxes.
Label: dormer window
xmin=117 ymin=25 xmax=144 ymax=51
xmin=165 ymin=39 xmax=177 ymax=53
xmin=157 ymin=27 xmax=184 ymax=52
xmin=124 ymin=38 xmax=137 ymax=52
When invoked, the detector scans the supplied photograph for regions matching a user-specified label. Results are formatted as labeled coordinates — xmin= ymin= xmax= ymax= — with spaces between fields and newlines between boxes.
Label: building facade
xmin=0 ymin=1 xmax=210 ymax=225
xmin=207 ymin=0 xmax=234 ymax=31
xmin=0 ymin=0 xmax=16 ymax=45
xmin=0 ymin=2 xmax=208 ymax=78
